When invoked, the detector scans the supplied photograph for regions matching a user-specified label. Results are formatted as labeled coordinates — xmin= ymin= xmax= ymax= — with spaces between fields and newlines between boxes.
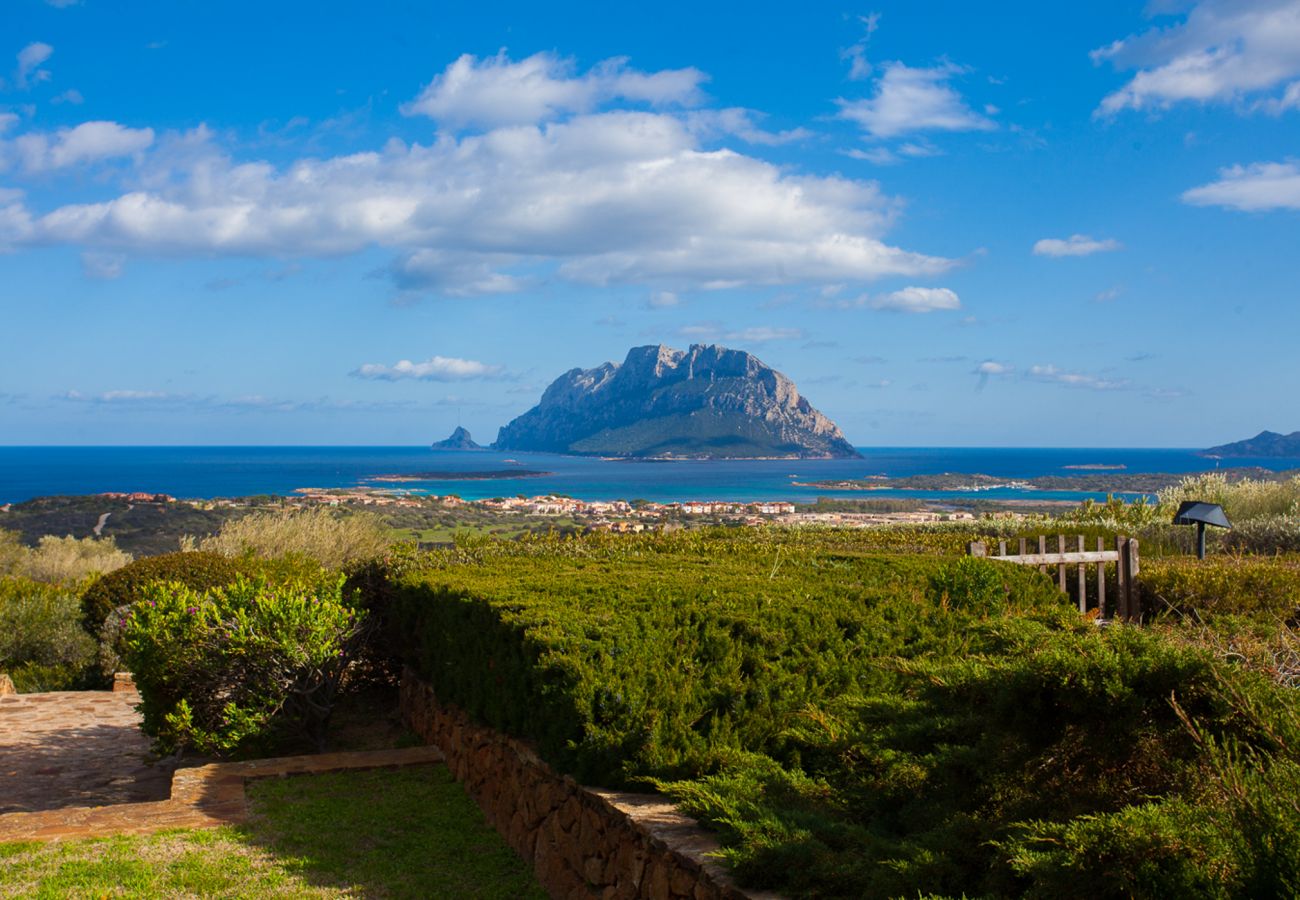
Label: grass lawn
xmin=0 ymin=766 xmax=546 ymax=899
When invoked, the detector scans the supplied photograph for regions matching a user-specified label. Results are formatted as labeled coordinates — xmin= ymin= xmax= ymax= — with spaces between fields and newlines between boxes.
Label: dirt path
xmin=92 ymin=512 xmax=111 ymax=536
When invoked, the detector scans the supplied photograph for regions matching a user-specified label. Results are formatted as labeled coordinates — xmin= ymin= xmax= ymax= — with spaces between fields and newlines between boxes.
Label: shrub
xmin=122 ymin=575 xmax=366 ymax=756
xmin=80 ymin=551 xmax=247 ymax=631
xmin=927 ymin=556 xmax=1050 ymax=614
xmin=366 ymin=530 xmax=1300 ymax=898
xmin=194 ymin=507 xmax=391 ymax=570
xmin=0 ymin=529 xmax=26 ymax=576
xmin=380 ymin=531 xmax=1067 ymax=786
xmin=665 ymin=622 xmax=1300 ymax=899
xmin=1158 ymin=472 xmax=1300 ymax=523
xmin=1225 ymin=515 xmax=1300 ymax=555
xmin=16 ymin=534 xmax=132 ymax=584
xmin=0 ymin=577 xmax=96 ymax=691
xmin=1139 ymin=557 xmax=1300 ymax=620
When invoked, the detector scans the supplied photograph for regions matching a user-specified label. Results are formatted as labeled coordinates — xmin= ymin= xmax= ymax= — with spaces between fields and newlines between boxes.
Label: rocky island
xmin=494 ymin=344 xmax=861 ymax=459
xmin=431 ymin=426 xmax=483 ymax=450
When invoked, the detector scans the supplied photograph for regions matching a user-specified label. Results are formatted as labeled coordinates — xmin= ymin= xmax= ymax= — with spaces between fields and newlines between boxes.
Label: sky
xmin=1 ymin=0 xmax=1297 ymax=448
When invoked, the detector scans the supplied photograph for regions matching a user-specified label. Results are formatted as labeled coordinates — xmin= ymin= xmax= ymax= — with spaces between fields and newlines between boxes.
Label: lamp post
xmin=1172 ymin=501 xmax=1233 ymax=560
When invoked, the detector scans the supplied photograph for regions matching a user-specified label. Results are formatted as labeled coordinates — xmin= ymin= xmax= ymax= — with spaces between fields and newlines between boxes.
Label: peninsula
xmin=1202 ymin=430 xmax=1300 ymax=458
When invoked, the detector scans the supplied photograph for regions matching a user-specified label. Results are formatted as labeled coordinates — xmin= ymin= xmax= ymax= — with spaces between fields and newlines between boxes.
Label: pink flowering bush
xmin=122 ymin=575 xmax=365 ymax=756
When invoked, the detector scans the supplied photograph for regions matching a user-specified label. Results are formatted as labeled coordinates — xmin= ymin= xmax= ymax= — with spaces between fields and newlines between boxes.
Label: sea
xmin=2 ymin=446 xmax=1298 ymax=506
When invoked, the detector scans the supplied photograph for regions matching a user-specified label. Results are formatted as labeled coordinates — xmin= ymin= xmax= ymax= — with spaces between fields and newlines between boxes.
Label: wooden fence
xmin=966 ymin=535 xmax=1141 ymax=622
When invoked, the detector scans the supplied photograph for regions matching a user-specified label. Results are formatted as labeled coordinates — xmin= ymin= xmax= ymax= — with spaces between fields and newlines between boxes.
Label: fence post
xmin=1096 ymin=536 xmax=1106 ymax=620
xmin=1116 ymin=536 xmax=1128 ymax=621
xmin=1127 ymin=539 xmax=1141 ymax=623
xmin=967 ymin=541 xmax=987 ymax=558
xmin=1076 ymin=534 xmax=1086 ymax=613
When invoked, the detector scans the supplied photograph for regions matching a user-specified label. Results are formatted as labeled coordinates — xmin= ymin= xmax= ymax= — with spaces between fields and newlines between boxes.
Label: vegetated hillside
xmin=0 ymin=496 xmax=240 ymax=557
xmin=366 ymin=530 xmax=1300 ymax=899
xmin=1203 ymin=429 xmax=1300 ymax=457
xmin=494 ymin=344 xmax=861 ymax=459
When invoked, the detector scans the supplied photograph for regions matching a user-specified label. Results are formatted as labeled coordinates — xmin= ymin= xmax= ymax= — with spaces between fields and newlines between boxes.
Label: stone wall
xmin=400 ymin=668 xmax=778 ymax=900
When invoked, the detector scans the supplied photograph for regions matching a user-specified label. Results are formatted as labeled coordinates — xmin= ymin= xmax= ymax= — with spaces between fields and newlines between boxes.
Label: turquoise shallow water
xmin=2 ymin=446 xmax=1297 ymax=505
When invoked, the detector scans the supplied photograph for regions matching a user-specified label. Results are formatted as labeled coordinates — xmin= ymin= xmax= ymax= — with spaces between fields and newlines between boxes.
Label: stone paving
xmin=0 ymin=690 xmax=176 ymax=815
xmin=0 ymin=689 xmax=445 ymax=843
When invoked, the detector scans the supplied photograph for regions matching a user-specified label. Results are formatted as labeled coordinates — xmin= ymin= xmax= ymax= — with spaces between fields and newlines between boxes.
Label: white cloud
xmin=975 ymin=360 xmax=1013 ymax=376
xmin=60 ymin=389 xmax=171 ymax=403
xmin=350 ymin=356 xmax=506 ymax=381
xmin=1028 ymin=364 xmax=1128 ymax=391
xmin=1182 ymin=159 xmax=1300 ymax=210
xmin=837 ymin=62 xmax=995 ymax=139
xmin=0 ymin=54 xmax=954 ymax=295
xmin=7 ymin=120 xmax=154 ymax=172
xmin=52 ymin=88 xmax=84 ymax=105
xmin=869 ymin=286 xmax=961 ymax=313
xmin=80 ymin=251 xmax=123 ymax=280
xmin=401 ymin=50 xmax=706 ymax=129
xmin=674 ymin=323 xmax=804 ymax=343
xmin=683 ymin=107 xmax=811 ymax=145
xmin=1032 ymin=234 xmax=1122 ymax=257
xmin=0 ymin=113 xmax=18 ymax=134
xmin=647 ymin=290 xmax=680 ymax=308
xmin=841 ymin=13 xmax=882 ymax=81
xmin=15 ymin=42 xmax=53 ymax=90
xmin=388 ymin=250 xmax=528 ymax=297
xmin=1095 ymin=0 xmax=1300 ymax=115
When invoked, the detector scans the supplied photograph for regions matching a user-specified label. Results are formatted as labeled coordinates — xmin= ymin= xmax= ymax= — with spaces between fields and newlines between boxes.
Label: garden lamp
xmin=1172 ymin=501 xmax=1232 ymax=560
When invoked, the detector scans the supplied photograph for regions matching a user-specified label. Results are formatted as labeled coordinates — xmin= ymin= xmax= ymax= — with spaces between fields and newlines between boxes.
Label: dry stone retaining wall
xmin=400 ymin=668 xmax=779 ymax=900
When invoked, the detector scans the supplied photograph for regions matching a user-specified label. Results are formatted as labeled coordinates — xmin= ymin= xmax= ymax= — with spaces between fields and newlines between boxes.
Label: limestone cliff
xmin=494 ymin=344 xmax=860 ymax=459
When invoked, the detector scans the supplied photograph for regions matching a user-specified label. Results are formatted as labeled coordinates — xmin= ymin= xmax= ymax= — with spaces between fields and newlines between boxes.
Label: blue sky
xmin=1 ymin=0 xmax=1297 ymax=447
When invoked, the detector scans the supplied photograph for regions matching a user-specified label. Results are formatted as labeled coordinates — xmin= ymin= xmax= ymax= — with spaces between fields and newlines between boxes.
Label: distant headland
xmin=1201 ymin=430 xmax=1300 ymax=458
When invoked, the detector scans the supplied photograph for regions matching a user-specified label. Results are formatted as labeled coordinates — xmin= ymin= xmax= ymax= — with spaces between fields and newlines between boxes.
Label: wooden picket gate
xmin=966 ymin=535 xmax=1141 ymax=622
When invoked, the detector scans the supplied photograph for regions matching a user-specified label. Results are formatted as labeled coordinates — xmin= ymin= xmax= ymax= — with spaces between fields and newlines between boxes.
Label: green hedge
xmin=384 ymin=531 xmax=1068 ymax=785
xmin=374 ymin=530 xmax=1300 ymax=898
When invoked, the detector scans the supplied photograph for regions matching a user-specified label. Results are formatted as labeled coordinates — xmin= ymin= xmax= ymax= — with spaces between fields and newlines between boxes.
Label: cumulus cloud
xmin=973 ymin=359 xmax=1013 ymax=390
xmin=837 ymin=62 xmax=995 ymax=139
xmin=0 ymin=53 xmax=954 ymax=295
xmin=1028 ymin=364 xmax=1128 ymax=391
xmin=350 ymin=355 xmax=507 ymax=381
xmin=1032 ymin=234 xmax=1122 ymax=257
xmin=1095 ymin=0 xmax=1300 ymax=115
xmin=15 ymin=42 xmax=53 ymax=90
xmin=401 ymin=51 xmax=706 ymax=129
xmin=1182 ymin=159 xmax=1300 ymax=210
xmin=868 ymin=286 xmax=961 ymax=313
xmin=6 ymin=120 xmax=154 ymax=172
